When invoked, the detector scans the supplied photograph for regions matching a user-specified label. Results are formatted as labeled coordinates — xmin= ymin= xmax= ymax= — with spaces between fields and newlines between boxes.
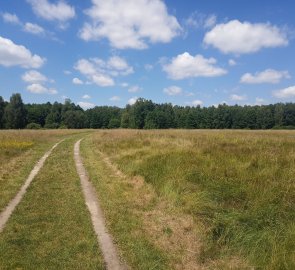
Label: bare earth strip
xmin=0 ymin=140 xmax=63 ymax=233
xmin=74 ymin=139 xmax=127 ymax=270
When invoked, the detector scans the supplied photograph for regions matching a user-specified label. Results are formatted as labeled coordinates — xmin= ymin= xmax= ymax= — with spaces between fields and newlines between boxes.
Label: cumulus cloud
xmin=0 ymin=36 xmax=45 ymax=68
xmin=230 ymin=94 xmax=247 ymax=101
xmin=24 ymin=22 xmax=45 ymax=35
xmin=27 ymin=0 xmax=75 ymax=27
xmin=74 ymin=59 xmax=114 ymax=87
xmin=22 ymin=70 xmax=48 ymax=83
xmin=82 ymin=94 xmax=91 ymax=99
xmin=163 ymin=52 xmax=227 ymax=80
xmin=240 ymin=69 xmax=290 ymax=84
xmin=79 ymin=0 xmax=181 ymax=49
xmin=110 ymin=96 xmax=121 ymax=101
xmin=78 ymin=101 xmax=95 ymax=109
xmin=74 ymin=56 xmax=133 ymax=87
xmin=2 ymin=12 xmax=21 ymax=24
xmin=204 ymin=20 xmax=288 ymax=54
xmin=163 ymin=86 xmax=182 ymax=96
xmin=72 ymin=77 xmax=83 ymax=85
xmin=273 ymin=85 xmax=295 ymax=98
xmin=192 ymin=100 xmax=203 ymax=106
xmin=128 ymin=85 xmax=142 ymax=93
xmin=27 ymin=83 xmax=57 ymax=94
xmin=128 ymin=97 xmax=138 ymax=105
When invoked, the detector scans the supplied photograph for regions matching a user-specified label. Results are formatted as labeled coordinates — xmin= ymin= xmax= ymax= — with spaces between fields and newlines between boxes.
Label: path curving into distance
xmin=74 ymin=139 xmax=127 ymax=270
xmin=0 ymin=140 xmax=64 ymax=233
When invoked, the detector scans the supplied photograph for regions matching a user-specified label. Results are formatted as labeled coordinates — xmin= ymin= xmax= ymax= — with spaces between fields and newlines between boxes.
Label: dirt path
xmin=0 ymin=140 xmax=63 ymax=233
xmin=74 ymin=139 xmax=127 ymax=270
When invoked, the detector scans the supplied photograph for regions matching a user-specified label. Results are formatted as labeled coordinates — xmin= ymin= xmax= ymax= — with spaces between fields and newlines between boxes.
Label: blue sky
xmin=0 ymin=0 xmax=294 ymax=109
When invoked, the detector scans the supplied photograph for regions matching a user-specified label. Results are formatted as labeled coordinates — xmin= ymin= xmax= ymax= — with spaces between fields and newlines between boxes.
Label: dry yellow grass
xmin=83 ymin=129 xmax=295 ymax=269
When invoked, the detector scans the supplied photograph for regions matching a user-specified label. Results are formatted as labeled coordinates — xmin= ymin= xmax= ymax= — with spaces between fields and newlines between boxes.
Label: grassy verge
xmin=80 ymin=136 xmax=169 ymax=270
xmin=0 ymin=130 xmax=89 ymax=212
xmin=0 ymin=134 xmax=104 ymax=269
xmin=87 ymin=129 xmax=295 ymax=269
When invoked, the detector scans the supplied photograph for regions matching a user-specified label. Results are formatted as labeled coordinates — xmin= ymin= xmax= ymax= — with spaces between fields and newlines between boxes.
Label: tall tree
xmin=4 ymin=93 xmax=27 ymax=129
xmin=0 ymin=96 xmax=5 ymax=129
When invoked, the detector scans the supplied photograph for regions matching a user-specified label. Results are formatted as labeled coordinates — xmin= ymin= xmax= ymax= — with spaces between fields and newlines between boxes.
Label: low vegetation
xmin=84 ymin=130 xmax=295 ymax=269
xmin=0 ymin=130 xmax=87 ymax=211
xmin=0 ymin=135 xmax=104 ymax=269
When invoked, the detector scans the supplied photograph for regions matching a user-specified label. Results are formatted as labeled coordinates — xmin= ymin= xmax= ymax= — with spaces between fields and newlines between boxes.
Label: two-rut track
xmin=0 ymin=138 xmax=125 ymax=270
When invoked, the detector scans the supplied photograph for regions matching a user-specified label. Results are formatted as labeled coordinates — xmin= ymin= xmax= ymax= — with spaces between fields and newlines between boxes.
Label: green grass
xmin=87 ymin=129 xmax=295 ymax=269
xmin=80 ymin=137 xmax=168 ymax=270
xmin=0 ymin=130 xmax=88 ymax=212
xmin=0 ymin=134 xmax=104 ymax=269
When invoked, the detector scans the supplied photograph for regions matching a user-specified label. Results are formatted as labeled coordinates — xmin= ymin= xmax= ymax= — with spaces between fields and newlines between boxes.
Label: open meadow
xmin=0 ymin=129 xmax=294 ymax=269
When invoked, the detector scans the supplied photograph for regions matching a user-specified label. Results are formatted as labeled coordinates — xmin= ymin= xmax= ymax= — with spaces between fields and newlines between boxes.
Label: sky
xmin=0 ymin=0 xmax=295 ymax=109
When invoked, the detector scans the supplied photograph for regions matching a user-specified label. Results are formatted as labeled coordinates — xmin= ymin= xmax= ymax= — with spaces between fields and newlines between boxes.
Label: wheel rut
xmin=0 ymin=140 xmax=63 ymax=233
xmin=74 ymin=139 xmax=127 ymax=270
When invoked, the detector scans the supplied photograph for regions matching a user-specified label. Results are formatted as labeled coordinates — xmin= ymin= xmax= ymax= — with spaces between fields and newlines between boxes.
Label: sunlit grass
xmin=0 ymin=130 xmax=90 ymax=211
xmin=0 ymin=135 xmax=104 ymax=269
xmin=88 ymin=129 xmax=295 ymax=269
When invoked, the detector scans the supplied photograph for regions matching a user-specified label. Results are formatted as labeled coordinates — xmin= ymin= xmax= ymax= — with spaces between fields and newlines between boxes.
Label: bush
xmin=26 ymin=123 xmax=41 ymax=129
xmin=44 ymin=123 xmax=59 ymax=129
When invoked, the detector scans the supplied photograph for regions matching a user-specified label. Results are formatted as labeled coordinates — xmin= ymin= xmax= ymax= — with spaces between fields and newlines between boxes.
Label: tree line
xmin=1 ymin=93 xmax=295 ymax=130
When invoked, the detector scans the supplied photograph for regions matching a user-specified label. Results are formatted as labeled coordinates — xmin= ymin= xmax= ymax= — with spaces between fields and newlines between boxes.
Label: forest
xmin=1 ymin=93 xmax=295 ymax=129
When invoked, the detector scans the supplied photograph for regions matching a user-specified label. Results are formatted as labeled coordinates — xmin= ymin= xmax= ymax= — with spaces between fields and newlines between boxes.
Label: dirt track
xmin=0 ymin=140 xmax=63 ymax=233
xmin=74 ymin=139 xmax=127 ymax=270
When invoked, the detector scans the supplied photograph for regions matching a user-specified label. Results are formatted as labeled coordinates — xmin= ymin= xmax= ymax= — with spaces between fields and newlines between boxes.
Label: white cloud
xmin=185 ymin=12 xmax=216 ymax=29
xmin=128 ymin=85 xmax=142 ymax=93
xmin=27 ymin=83 xmax=57 ymax=94
xmin=192 ymin=100 xmax=203 ymax=106
xmin=82 ymin=94 xmax=91 ymax=99
xmin=204 ymin=20 xmax=288 ymax=54
xmin=110 ymin=96 xmax=121 ymax=101
xmin=74 ymin=58 xmax=114 ymax=87
xmin=273 ymin=85 xmax=295 ymax=99
xmin=163 ymin=52 xmax=227 ymax=80
xmin=204 ymin=14 xmax=217 ymax=29
xmin=228 ymin=59 xmax=237 ymax=66
xmin=240 ymin=69 xmax=290 ymax=84
xmin=128 ymin=97 xmax=138 ymax=105
xmin=230 ymin=94 xmax=247 ymax=101
xmin=2 ymin=12 xmax=21 ymax=24
xmin=24 ymin=22 xmax=45 ymax=35
xmin=74 ymin=56 xmax=133 ymax=87
xmin=0 ymin=36 xmax=45 ymax=68
xmin=72 ymin=77 xmax=84 ymax=85
xmin=255 ymin=97 xmax=266 ymax=105
xmin=22 ymin=70 xmax=48 ymax=83
xmin=79 ymin=0 xmax=181 ymax=49
xmin=27 ymin=0 xmax=75 ymax=27
xmin=163 ymin=86 xmax=182 ymax=96
xmin=78 ymin=101 xmax=95 ymax=109
xmin=107 ymin=56 xmax=134 ymax=76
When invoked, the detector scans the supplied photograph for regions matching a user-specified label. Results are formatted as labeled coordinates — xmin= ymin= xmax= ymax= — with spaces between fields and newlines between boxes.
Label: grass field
xmin=0 ymin=132 xmax=104 ymax=269
xmin=82 ymin=130 xmax=295 ymax=269
xmin=0 ymin=130 xmax=87 ymax=212
xmin=0 ymin=129 xmax=294 ymax=269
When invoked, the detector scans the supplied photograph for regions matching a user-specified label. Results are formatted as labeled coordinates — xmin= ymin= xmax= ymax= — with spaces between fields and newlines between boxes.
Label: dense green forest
xmin=1 ymin=93 xmax=295 ymax=129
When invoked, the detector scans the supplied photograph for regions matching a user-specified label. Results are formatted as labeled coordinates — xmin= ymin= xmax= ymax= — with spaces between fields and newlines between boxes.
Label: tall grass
xmin=91 ymin=130 xmax=295 ymax=269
